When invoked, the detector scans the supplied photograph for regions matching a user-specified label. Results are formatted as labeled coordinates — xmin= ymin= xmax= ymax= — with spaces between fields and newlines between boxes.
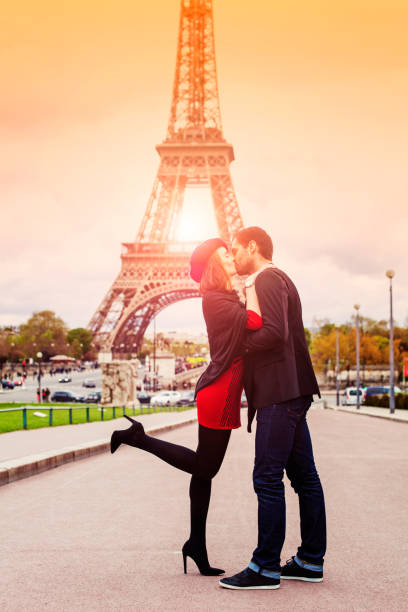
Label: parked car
xmin=51 ymin=390 xmax=82 ymax=403
xmin=382 ymin=385 xmax=402 ymax=394
xmin=176 ymin=390 xmax=196 ymax=406
xmin=364 ymin=386 xmax=388 ymax=400
xmin=1 ymin=380 xmax=14 ymax=390
xmin=81 ymin=391 xmax=101 ymax=403
xmin=137 ymin=392 xmax=152 ymax=405
xmin=58 ymin=376 xmax=72 ymax=383
xmin=341 ymin=387 xmax=365 ymax=406
xmin=364 ymin=385 xmax=403 ymax=400
xmin=150 ymin=391 xmax=182 ymax=407
xmin=82 ymin=379 xmax=96 ymax=388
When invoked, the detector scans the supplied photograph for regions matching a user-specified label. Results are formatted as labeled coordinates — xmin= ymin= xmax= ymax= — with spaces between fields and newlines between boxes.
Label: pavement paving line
xmin=0 ymin=415 xmax=198 ymax=487
xmin=324 ymin=403 xmax=408 ymax=423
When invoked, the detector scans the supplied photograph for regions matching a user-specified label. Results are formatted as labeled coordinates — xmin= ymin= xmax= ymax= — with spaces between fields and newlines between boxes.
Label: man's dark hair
xmin=235 ymin=226 xmax=273 ymax=260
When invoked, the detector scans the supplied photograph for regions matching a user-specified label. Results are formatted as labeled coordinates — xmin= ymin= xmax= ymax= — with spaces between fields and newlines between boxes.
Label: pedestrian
xmin=110 ymin=238 xmax=263 ymax=576
xmin=36 ymin=387 xmax=40 ymax=403
xmin=219 ymin=227 xmax=326 ymax=591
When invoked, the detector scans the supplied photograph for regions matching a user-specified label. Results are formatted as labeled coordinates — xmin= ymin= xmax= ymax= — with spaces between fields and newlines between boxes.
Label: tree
xmin=311 ymin=328 xmax=350 ymax=372
xmin=138 ymin=338 xmax=153 ymax=362
xmin=394 ymin=326 xmax=408 ymax=353
xmin=0 ymin=330 xmax=10 ymax=369
xmin=67 ymin=328 xmax=93 ymax=360
xmin=363 ymin=318 xmax=389 ymax=338
xmin=310 ymin=319 xmax=402 ymax=373
xmin=18 ymin=311 xmax=69 ymax=360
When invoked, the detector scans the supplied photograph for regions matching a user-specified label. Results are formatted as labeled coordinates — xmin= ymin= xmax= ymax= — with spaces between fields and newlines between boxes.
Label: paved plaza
xmin=1 ymin=407 xmax=407 ymax=611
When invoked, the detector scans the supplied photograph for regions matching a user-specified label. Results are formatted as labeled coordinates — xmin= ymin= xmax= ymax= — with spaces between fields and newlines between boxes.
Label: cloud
xmin=1 ymin=0 xmax=407 ymax=335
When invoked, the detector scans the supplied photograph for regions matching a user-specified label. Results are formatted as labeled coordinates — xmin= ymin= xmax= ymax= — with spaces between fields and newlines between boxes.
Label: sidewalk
xmin=1 ymin=409 xmax=407 ymax=611
xmin=323 ymin=401 xmax=408 ymax=422
xmin=0 ymin=409 xmax=197 ymax=486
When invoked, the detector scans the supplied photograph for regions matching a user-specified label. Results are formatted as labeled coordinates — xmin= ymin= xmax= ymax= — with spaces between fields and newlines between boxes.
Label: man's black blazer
xmin=243 ymin=267 xmax=320 ymax=432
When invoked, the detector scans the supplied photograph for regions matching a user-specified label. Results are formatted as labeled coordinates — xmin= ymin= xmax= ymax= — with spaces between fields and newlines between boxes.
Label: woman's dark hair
xmin=200 ymin=250 xmax=232 ymax=295
xmin=235 ymin=226 xmax=273 ymax=260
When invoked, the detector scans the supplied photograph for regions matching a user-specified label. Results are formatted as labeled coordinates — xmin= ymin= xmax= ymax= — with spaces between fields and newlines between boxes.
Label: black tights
xmin=137 ymin=424 xmax=231 ymax=549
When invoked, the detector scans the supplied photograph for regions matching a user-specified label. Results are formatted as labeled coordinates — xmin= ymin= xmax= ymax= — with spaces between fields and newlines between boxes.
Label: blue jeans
xmin=249 ymin=396 xmax=326 ymax=578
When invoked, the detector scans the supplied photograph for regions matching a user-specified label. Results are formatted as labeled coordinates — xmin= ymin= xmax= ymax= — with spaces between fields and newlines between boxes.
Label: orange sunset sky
xmin=1 ymin=0 xmax=407 ymax=334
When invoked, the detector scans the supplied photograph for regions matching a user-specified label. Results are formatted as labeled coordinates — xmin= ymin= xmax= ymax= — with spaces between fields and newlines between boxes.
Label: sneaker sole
xmin=219 ymin=582 xmax=280 ymax=590
xmin=280 ymin=576 xmax=323 ymax=582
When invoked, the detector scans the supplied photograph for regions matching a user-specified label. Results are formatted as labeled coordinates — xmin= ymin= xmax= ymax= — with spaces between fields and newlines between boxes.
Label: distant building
xmin=154 ymin=350 xmax=176 ymax=384
xmin=145 ymin=330 xmax=209 ymax=345
xmin=325 ymin=365 xmax=398 ymax=385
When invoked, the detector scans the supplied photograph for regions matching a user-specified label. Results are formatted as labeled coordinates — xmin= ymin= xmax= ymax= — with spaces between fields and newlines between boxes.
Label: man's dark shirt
xmin=243 ymin=267 xmax=320 ymax=432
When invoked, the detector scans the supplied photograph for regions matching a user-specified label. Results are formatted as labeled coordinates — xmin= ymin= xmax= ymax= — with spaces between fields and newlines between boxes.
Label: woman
xmin=110 ymin=238 xmax=262 ymax=576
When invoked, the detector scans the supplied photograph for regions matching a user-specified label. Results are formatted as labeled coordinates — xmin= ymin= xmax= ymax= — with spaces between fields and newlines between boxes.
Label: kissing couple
xmin=110 ymin=226 xmax=326 ymax=591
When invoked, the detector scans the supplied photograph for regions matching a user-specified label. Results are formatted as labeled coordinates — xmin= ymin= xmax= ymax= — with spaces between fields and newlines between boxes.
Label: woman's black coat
xmin=194 ymin=290 xmax=248 ymax=397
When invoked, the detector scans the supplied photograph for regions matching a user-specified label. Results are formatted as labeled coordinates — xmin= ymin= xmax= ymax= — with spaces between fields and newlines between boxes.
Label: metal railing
xmin=0 ymin=403 xmax=189 ymax=431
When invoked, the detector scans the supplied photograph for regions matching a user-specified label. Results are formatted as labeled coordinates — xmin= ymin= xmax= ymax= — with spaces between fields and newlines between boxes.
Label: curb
xmin=0 ymin=416 xmax=197 ymax=487
xmin=324 ymin=403 xmax=408 ymax=424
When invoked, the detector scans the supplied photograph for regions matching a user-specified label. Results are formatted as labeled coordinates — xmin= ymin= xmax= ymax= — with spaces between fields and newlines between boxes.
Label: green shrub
xmin=396 ymin=394 xmax=408 ymax=410
xmin=364 ymin=393 xmax=408 ymax=409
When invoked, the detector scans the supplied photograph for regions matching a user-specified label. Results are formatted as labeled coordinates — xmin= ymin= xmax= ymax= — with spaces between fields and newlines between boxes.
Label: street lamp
xmin=36 ymin=351 xmax=43 ymax=404
xmin=10 ymin=342 xmax=15 ymax=379
xmin=153 ymin=315 xmax=157 ymax=389
xmin=335 ymin=328 xmax=340 ymax=406
xmin=354 ymin=304 xmax=361 ymax=410
xmin=386 ymin=270 xmax=395 ymax=414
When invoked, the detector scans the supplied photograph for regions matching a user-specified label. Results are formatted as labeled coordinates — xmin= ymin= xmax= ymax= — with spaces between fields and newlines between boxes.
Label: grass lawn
xmin=0 ymin=403 xmax=195 ymax=434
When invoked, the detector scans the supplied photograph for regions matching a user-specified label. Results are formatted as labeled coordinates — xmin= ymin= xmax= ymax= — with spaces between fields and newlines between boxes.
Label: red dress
xmin=196 ymin=310 xmax=263 ymax=430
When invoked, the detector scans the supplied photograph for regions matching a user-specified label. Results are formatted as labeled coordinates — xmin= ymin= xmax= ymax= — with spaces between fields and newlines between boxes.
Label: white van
xmin=341 ymin=387 xmax=365 ymax=406
xmin=150 ymin=390 xmax=182 ymax=407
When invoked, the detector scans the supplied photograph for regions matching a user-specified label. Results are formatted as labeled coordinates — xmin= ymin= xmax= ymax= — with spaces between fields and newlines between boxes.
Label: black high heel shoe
xmin=110 ymin=415 xmax=145 ymax=454
xmin=182 ymin=540 xmax=224 ymax=576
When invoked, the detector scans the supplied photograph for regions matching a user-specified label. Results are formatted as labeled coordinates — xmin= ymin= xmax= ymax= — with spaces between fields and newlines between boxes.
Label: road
xmin=0 ymin=369 xmax=102 ymax=403
xmin=1 ymin=365 xmax=205 ymax=404
xmin=1 ymin=406 xmax=407 ymax=611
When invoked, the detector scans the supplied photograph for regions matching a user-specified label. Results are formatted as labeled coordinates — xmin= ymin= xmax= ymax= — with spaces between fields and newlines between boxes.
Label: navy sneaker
xmin=219 ymin=567 xmax=280 ymax=590
xmin=280 ymin=556 xmax=323 ymax=582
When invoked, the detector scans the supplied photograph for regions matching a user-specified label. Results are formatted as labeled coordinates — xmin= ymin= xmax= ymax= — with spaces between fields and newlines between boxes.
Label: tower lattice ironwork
xmin=89 ymin=0 xmax=244 ymax=358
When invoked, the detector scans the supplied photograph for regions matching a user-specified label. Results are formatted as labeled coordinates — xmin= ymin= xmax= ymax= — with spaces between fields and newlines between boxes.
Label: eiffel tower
xmin=89 ymin=0 xmax=244 ymax=359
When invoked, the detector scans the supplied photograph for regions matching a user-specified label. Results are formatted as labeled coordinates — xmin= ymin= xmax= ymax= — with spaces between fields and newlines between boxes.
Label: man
xmin=219 ymin=226 xmax=326 ymax=591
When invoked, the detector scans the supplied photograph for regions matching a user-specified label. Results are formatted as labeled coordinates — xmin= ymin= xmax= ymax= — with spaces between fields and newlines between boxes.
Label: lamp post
xmin=354 ymin=304 xmax=361 ymax=409
xmin=10 ymin=342 xmax=15 ymax=380
xmin=336 ymin=328 xmax=340 ymax=406
xmin=37 ymin=351 xmax=43 ymax=403
xmin=153 ymin=314 xmax=157 ymax=390
xmin=386 ymin=270 xmax=395 ymax=414
xmin=50 ymin=342 xmax=55 ymax=375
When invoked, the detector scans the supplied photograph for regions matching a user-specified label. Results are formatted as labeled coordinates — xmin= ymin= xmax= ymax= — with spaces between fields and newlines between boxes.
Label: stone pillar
xmin=101 ymin=360 xmax=140 ymax=407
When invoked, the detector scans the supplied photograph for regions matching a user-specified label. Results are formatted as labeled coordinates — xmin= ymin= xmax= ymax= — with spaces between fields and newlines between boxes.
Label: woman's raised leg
xmin=111 ymin=418 xmax=230 ymax=478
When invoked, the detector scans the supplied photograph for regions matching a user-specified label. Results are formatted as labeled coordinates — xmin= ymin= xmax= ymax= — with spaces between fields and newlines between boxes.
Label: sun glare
xmin=175 ymin=187 xmax=219 ymax=242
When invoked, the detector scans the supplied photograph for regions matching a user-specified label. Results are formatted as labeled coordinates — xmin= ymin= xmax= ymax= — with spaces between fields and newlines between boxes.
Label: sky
xmin=1 ymin=0 xmax=407 ymax=337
